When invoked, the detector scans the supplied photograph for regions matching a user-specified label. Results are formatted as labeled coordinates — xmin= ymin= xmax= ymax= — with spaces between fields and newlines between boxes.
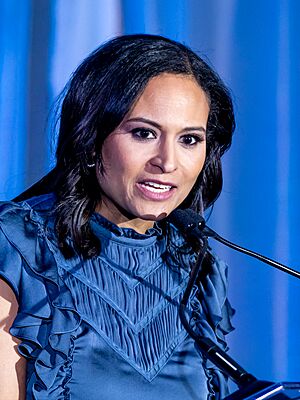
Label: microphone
xmin=168 ymin=208 xmax=300 ymax=399
xmin=169 ymin=208 xmax=300 ymax=279
xmin=168 ymin=208 xmax=261 ymax=392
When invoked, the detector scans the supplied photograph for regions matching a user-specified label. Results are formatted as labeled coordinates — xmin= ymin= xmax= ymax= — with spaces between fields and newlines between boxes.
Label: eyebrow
xmin=126 ymin=117 xmax=206 ymax=133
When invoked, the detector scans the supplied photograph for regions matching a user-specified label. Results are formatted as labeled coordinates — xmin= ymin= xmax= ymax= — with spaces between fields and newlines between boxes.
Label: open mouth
xmin=139 ymin=181 xmax=174 ymax=193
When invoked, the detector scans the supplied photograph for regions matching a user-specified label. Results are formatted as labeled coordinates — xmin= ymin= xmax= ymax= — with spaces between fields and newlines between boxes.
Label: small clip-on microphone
xmin=169 ymin=209 xmax=300 ymax=400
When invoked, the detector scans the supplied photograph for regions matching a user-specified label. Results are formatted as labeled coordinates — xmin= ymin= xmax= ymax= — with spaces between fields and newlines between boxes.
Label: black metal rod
xmin=180 ymin=236 xmax=257 ymax=388
xmin=203 ymin=226 xmax=300 ymax=279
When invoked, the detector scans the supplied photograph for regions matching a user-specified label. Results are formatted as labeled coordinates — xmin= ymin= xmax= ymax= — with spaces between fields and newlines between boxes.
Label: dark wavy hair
xmin=15 ymin=34 xmax=235 ymax=257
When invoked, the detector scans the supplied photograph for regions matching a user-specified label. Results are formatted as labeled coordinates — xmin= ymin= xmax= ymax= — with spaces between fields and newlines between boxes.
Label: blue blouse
xmin=0 ymin=194 xmax=234 ymax=400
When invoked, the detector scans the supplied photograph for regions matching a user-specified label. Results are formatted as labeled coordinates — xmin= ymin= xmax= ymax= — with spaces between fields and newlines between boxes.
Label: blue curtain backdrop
xmin=0 ymin=0 xmax=299 ymax=387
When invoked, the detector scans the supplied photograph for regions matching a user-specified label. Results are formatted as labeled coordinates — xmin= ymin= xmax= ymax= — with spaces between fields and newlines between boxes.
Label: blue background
xmin=0 ymin=0 xmax=299 ymax=388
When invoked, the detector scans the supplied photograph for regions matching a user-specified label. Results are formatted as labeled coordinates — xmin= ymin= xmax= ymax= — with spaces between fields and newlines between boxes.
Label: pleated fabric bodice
xmin=0 ymin=194 xmax=234 ymax=400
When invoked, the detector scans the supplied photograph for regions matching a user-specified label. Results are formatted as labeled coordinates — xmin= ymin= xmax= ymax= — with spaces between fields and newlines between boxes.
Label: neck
xmin=95 ymin=199 xmax=155 ymax=234
xmin=117 ymin=219 xmax=155 ymax=234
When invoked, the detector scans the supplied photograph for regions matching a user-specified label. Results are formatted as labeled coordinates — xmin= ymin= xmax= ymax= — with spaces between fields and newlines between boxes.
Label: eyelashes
xmin=130 ymin=127 xmax=205 ymax=147
xmin=131 ymin=127 xmax=156 ymax=140
xmin=179 ymin=135 xmax=204 ymax=146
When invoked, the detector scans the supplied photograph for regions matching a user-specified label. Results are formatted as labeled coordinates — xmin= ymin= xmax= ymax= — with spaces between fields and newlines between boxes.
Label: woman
xmin=0 ymin=34 xmax=235 ymax=399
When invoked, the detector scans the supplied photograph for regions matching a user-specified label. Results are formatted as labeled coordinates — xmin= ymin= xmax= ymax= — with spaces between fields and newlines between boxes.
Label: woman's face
xmin=96 ymin=73 xmax=209 ymax=233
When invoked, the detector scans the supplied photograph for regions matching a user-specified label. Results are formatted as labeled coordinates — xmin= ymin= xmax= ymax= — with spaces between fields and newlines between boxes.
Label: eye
xmin=179 ymin=134 xmax=205 ymax=146
xmin=131 ymin=127 xmax=157 ymax=140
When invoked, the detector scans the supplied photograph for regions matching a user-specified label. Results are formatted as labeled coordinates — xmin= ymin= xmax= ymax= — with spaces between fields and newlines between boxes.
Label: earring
xmin=87 ymin=162 xmax=96 ymax=168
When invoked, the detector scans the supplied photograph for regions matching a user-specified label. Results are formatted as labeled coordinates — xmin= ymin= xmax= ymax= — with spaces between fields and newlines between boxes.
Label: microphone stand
xmin=173 ymin=210 xmax=300 ymax=399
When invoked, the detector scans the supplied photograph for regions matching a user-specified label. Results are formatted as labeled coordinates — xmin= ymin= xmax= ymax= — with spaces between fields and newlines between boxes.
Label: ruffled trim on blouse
xmin=0 ymin=198 xmax=81 ymax=399
xmin=0 ymin=195 xmax=234 ymax=399
xmin=192 ymin=254 xmax=235 ymax=399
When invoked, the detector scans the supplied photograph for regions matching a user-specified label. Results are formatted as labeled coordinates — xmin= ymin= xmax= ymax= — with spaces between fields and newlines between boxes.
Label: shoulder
xmin=0 ymin=193 xmax=56 ymax=231
xmin=0 ymin=193 xmax=57 ymax=299
xmin=0 ymin=193 xmax=56 ymax=247
xmin=0 ymin=192 xmax=56 ymax=215
xmin=22 ymin=192 xmax=56 ymax=209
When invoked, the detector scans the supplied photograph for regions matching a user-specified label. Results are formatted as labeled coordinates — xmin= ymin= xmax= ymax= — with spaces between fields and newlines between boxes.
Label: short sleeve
xmin=0 ymin=201 xmax=53 ymax=350
xmin=0 ymin=224 xmax=23 ymax=298
xmin=0 ymin=198 xmax=81 ymax=398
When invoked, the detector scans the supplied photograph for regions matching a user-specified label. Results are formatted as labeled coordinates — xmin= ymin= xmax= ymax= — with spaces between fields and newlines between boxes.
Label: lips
xmin=136 ymin=180 xmax=176 ymax=200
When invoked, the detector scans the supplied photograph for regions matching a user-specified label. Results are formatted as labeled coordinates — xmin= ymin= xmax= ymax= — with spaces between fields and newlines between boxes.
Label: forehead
xmin=127 ymin=73 xmax=210 ymax=123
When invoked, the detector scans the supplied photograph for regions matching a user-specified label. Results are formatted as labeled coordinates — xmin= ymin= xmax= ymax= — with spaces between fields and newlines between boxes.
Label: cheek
xmin=183 ymin=150 xmax=206 ymax=184
xmin=101 ymin=141 xmax=128 ymax=175
xmin=100 ymin=150 xmax=140 ymax=189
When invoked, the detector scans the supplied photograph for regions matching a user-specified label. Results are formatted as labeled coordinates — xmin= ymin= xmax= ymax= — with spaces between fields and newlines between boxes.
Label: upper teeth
xmin=142 ymin=182 xmax=172 ymax=192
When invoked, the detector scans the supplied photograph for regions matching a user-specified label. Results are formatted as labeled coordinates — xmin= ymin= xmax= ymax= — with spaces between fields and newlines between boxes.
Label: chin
xmin=138 ymin=210 xmax=171 ymax=221
xmin=140 ymin=212 xmax=168 ymax=221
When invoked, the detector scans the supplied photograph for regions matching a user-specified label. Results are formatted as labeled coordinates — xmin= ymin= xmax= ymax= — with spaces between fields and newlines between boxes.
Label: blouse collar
xmin=90 ymin=212 xmax=163 ymax=240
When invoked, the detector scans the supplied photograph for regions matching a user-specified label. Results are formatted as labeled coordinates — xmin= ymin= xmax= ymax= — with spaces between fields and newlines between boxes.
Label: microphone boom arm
xmin=202 ymin=225 xmax=300 ymax=279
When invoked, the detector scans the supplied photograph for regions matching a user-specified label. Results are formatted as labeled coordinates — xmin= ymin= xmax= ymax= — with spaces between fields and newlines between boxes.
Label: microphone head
xmin=168 ymin=209 xmax=205 ymax=237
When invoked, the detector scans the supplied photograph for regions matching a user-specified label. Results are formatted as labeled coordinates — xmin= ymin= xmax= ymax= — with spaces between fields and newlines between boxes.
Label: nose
xmin=149 ymin=137 xmax=177 ymax=173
